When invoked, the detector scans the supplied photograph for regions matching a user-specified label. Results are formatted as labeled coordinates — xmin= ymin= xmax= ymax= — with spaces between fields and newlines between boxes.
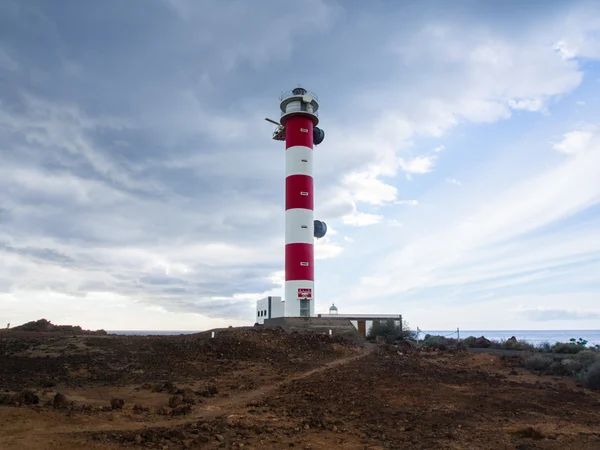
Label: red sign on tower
xmin=298 ymin=288 xmax=312 ymax=299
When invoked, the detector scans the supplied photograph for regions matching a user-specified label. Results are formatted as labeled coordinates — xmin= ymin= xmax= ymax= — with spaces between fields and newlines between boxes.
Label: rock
xmin=507 ymin=336 xmax=518 ymax=343
xmin=52 ymin=392 xmax=69 ymax=408
xmin=207 ymin=385 xmax=219 ymax=395
xmin=133 ymin=404 xmax=149 ymax=413
xmin=216 ymin=434 xmax=225 ymax=442
xmin=134 ymin=434 xmax=143 ymax=444
xmin=110 ymin=398 xmax=125 ymax=410
xmin=156 ymin=406 xmax=169 ymax=415
xmin=171 ymin=404 xmax=192 ymax=416
xmin=12 ymin=390 xmax=39 ymax=406
xmin=182 ymin=395 xmax=197 ymax=405
xmin=472 ymin=336 xmax=492 ymax=348
xmin=169 ymin=395 xmax=182 ymax=408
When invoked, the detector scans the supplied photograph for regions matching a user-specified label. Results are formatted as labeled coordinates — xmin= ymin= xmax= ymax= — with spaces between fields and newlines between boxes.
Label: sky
xmin=1 ymin=0 xmax=600 ymax=331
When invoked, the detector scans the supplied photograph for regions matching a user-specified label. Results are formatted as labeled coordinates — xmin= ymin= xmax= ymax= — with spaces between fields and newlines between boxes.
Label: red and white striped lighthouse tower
xmin=268 ymin=88 xmax=327 ymax=317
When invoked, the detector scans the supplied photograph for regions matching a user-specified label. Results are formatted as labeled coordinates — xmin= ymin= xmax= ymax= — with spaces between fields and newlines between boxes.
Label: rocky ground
xmin=1 ymin=327 xmax=599 ymax=449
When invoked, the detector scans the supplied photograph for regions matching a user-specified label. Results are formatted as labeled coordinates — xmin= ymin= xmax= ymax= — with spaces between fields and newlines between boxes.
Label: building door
xmin=299 ymin=299 xmax=310 ymax=317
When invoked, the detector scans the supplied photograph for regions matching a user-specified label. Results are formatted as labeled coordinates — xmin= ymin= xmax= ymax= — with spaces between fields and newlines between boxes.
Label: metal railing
xmin=279 ymin=89 xmax=319 ymax=103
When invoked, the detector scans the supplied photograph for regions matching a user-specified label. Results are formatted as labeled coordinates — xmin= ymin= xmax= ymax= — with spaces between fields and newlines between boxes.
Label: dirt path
xmin=0 ymin=344 xmax=373 ymax=448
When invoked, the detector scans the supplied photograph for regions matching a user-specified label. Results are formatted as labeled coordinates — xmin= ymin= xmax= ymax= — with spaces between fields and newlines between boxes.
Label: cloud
xmin=552 ymin=9 xmax=600 ymax=60
xmin=399 ymin=156 xmax=437 ymax=175
xmin=315 ymin=240 xmax=344 ymax=260
xmin=1 ymin=0 xmax=600 ymax=330
xmin=342 ymin=211 xmax=383 ymax=227
xmin=342 ymin=172 xmax=397 ymax=205
xmin=446 ymin=178 xmax=462 ymax=185
xmin=0 ymin=46 xmax=18 ymax=71
xmin=395 ymin=200 xmax=419 ymax=206
xmin=552 ymin=129 xmax=598 ymax=156
xmin=515 ymin=306 xmax=600 ymax=322
xmin=342 ymin=125 xmax=600 ymax=303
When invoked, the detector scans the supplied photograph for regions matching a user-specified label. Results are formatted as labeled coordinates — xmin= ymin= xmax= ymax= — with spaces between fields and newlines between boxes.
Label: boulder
xmin=52 ymin=392 xmax=69 ymax=408
xmin=473 ymin=336 xmax=492 ymax=348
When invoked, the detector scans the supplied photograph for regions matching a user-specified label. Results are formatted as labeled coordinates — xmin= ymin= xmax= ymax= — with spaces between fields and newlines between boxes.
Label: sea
xmin=108 ymin=329 xmax=600 ymax=346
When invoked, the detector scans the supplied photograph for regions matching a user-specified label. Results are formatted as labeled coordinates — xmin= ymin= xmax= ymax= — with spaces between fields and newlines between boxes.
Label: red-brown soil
xmin=1 ymin=328 xmax=599 ymax=449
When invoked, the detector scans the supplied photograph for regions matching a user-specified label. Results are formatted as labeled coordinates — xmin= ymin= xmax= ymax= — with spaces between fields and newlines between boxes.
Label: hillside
xmin=1 ymin=326 xmax=599 ymax=449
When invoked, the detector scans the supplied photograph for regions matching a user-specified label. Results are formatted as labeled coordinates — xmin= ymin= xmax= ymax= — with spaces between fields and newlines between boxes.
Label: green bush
xmin=367 ymin=320 xmax=414 ymax=340
xmin=551 ymin=343 xmax=583 ymax=354
xmin=462 ymin=336 xmax=476 ymax=347
xmin=574 ymin=350 xmax=599 ymax=368
xmin=422 ymin=335 xmax=458 ymax=350
xmin=561 ymin=358 xmax=583 ymax=374
xmin=549 ymin=360 xmax=569 ymax=376
xmin=501 ymin=340 xmax=535 ymax=351
xmin=523 ymin=354 xmax=553 ymax=372
xmin=578 ymin=361 xmax=600 ymax=390
xmin=536 ymin=341 xmax=552 ymax=352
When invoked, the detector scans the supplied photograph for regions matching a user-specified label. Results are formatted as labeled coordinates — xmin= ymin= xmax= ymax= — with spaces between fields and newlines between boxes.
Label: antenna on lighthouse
xmin=265 ymin=117 xmax=286 ymax=141
xmin=264 ymin=118 xmax=280 ymax=126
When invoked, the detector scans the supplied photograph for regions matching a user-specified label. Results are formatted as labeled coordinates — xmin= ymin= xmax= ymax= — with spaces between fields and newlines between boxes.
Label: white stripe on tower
xmin=284 ymin=115 xmax=315 ymax=317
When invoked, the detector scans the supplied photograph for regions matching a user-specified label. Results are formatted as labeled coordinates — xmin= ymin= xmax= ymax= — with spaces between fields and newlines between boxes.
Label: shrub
xmin=489 ymin=340 xmax=502 ymax=349
xmin=578 ymin=361 xmax=600 ymax=390
xmin=536 ymin=341 xmax=552 ymax=352
xmin=501 ymin=340 xmax=535 ymax=351
xmin=367 ymin=320 xmax=413 ymax=340
xmin=549 ymin=360 xmax=569 ymax=376
xmin=551 ymin=342 xmax=583 ymax=354
xmin=462 ymin=336 xmax=477 ymax=347
xmin=523 ymin=354 xmax=553 ymax=372
xmin=422 ymin=335 xmax=458 ymax=350
xmin=561 ymin=358 xmax=583 ymax=374
xmin=574 ymin=350 xmax=599 ymax=368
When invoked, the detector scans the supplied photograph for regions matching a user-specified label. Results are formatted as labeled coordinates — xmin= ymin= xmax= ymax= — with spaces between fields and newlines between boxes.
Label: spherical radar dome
xmin=314 ymin=220 xmax=327 ymax=239
xmin=313 ymin=126 xmax=325 ymax=145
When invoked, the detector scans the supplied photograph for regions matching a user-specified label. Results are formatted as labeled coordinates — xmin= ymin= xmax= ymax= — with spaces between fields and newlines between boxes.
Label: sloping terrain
xmin=1 ymin=329 xmax=599 ymax=449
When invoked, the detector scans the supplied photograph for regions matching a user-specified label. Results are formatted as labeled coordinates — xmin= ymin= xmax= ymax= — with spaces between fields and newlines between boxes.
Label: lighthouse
xmin=267 ymin=87 xmax=327 ymax=317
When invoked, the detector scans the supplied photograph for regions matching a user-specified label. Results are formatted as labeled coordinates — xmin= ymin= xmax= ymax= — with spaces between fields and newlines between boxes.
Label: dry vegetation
xmin=1 ymin=323 xmax=600 ymax=449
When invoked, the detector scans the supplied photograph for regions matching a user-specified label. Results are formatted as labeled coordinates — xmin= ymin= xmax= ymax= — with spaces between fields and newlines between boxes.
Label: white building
xmin=255 ymin=296 xmax=285 ymax=324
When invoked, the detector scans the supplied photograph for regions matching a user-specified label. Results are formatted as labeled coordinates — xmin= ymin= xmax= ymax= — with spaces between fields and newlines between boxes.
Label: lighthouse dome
xmin=329 ymin=303 xmax=338 ymax=315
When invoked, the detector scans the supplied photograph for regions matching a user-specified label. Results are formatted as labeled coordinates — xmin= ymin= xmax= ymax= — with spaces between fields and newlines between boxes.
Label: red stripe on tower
xmin=285 ymin=243 xmax=314 ymax=281
xmin=285 ymin=117 xmax=313 ymax=149
xmin=285 ymin=175 xmax=314 ymax=210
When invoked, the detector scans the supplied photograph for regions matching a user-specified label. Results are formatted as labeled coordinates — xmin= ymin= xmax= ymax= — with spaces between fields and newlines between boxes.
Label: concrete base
xmin=263 ymin=317 xmax=364 ymax=342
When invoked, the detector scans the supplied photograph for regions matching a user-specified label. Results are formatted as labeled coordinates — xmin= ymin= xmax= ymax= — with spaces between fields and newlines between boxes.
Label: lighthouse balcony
xmin=279 ymin=89 xmax=319 ymax=103
xmin=279 ymin=88 xmax=319 ymax=124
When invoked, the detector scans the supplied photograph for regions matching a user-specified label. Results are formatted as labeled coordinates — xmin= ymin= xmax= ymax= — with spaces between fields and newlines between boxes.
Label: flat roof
xmin=316 ymin=314 xmax=402 ymax=319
